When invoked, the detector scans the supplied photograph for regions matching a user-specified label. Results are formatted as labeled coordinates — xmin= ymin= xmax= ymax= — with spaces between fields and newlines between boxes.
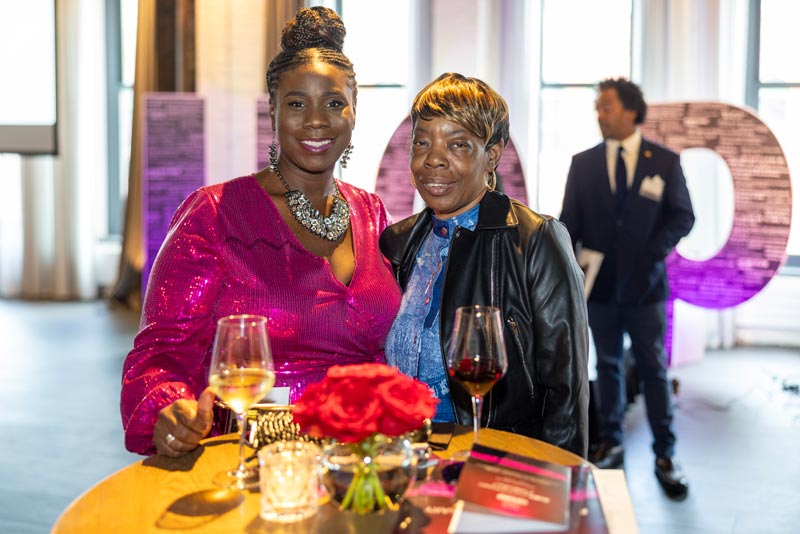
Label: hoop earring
xmin=486 ymin=169 xmax=497 ymax=192
xmin=268 ymin=135 xmax=279 ymax=172
xmin=340 ymin=143 xmax=354 ymax=169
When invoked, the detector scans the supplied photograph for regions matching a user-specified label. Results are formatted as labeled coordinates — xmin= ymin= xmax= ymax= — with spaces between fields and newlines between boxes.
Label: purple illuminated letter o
xmin=642 ymin=102 xmax=792 ymax=357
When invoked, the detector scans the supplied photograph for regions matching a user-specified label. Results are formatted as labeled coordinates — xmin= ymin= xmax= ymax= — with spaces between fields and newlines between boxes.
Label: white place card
xmin=257 ymin=386 xmax=290 ymax=406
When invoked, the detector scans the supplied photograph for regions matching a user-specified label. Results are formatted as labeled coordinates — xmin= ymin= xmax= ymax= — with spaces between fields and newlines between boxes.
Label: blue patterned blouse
xmin=385 ymin=204 xmax=480 ymax=421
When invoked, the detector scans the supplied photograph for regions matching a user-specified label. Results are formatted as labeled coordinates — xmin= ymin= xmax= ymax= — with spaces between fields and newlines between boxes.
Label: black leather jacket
xmin=380 ymin=191 xmax=589 ymax=457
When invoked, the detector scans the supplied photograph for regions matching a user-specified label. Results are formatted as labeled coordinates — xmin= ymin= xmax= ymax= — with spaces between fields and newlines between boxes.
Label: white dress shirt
xmin=605 ymin=129 xmax=641 ymax=193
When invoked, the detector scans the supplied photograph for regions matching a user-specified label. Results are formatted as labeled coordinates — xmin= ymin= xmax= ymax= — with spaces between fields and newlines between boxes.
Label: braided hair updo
xmin=267 ymin=7 xmax=357 ymax=102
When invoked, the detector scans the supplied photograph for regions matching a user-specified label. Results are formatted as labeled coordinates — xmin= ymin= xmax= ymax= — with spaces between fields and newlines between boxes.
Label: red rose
xmin=293 ymin=363 xmax=437 ymax=443
xmin=318 ymin=378 xmax=382 ymax=442
xmin=377 ymin=377 xmax=438 ymax=436
xmin=327 ymin=363 xmax=398 ymax=381
xmin=291 ymin=381 xmax=328 ymax=437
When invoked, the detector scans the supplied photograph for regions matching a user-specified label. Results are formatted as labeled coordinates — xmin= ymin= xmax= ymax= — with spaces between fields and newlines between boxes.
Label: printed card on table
xmin=448 ymin=444 xmax=572 ymax=533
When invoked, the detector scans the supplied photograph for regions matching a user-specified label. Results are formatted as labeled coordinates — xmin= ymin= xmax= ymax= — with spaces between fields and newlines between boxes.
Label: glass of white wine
xmin=208 ymin=314 xmax=275 ymax=489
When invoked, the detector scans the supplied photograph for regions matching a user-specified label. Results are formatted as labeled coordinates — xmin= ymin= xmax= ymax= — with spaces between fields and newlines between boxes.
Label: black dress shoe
xmin=655 ymin=457 xmax=689 ymax=500
xmin=591 ymin=442 xmax=625 ymax=469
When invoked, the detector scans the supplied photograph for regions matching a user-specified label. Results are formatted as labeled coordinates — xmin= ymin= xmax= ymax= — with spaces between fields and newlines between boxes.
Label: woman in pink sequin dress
xmin=121 ymin=7 xmax=401 ymax=457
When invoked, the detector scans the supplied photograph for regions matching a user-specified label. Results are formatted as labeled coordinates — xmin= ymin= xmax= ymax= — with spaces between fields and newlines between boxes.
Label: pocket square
xmin=639 ymin=174 xmax=664 ymax=201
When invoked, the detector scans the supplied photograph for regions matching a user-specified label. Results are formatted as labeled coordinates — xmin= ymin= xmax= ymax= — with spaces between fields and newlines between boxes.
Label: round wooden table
xmin=52 ymin=427 xmax=586 ymax=534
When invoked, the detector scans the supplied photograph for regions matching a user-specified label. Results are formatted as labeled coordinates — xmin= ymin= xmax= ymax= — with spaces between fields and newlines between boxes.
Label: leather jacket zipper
xmin=484 ymin=233 xmax=500 ymax=426
xmin=506 ymin=315 xmax=535 ymax=394
xmin=490 ymin=234 xmax=498 ymax=307
xmin=393 ymin=264 xmax=402 ymax=286
xmin=442 ymin=229 xmax=460 ymax=424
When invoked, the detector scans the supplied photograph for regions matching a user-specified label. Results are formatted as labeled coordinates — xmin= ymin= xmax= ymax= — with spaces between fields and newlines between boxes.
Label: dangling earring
xmin=410 ymin=173 xmax=417 ymax=189
xmin=268 ymin=135 xmax=279 ymax=172
xmin=340 ymin=143 xmax=354 ymax=169
xmin=486 ymin=169 xmax=497 ymax=192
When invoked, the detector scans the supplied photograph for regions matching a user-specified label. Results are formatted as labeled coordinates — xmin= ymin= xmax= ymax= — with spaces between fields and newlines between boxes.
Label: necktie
xmin=615 ymin=146 xmax=627 ymax=213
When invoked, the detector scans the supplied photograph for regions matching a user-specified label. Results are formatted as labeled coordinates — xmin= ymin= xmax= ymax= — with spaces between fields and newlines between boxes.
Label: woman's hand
xmin=153 ymin=387 xmax=215 ymax=457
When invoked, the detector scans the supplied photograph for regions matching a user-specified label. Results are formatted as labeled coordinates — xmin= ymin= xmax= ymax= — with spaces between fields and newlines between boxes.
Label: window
xmin=0 ymin=0 xmax=58 ymax=154
xmin=537 ymin=0 xmax=633 ymax=217
xmin=311 ymin=0 xmax=412 ymax=193
xmin=749 ymin=0 xmax=800 ymax=265
xmin=105 ymin=0 xmax=137 ymax=237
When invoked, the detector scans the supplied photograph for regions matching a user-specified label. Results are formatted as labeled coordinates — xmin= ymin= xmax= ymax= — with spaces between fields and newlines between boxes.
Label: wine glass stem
xmin=471 ymin=395 xmax=483 ymax=445
xmin=235 ymin=410 xmax=247 ymax=476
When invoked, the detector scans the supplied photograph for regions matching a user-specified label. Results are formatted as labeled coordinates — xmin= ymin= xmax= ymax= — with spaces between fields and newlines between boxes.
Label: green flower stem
xmin=338 ymin=434 xmax=392 ymax=514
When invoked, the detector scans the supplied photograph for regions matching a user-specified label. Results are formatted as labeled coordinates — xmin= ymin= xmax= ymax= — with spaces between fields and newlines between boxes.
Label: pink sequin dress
xmin=121 ymin=176 xmax=401 ymax=455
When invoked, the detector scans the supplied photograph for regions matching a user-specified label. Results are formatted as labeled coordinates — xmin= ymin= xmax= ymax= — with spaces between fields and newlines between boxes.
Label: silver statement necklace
xmin=275 ymin=170 xmax=350 ymax=242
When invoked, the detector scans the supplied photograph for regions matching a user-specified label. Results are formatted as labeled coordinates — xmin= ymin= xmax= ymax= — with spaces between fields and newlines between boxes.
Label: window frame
xmin=105 ymin=0 xmax=125 ymax=238
xmin=104 ymin=0 xmax=138 ymax=239
xmin=746 ymin=0 xmax=800 ymax=271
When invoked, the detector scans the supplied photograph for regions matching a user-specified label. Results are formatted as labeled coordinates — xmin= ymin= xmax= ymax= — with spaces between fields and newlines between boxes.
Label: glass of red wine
xmin=447 ymin=305 xmax=508 ymax=446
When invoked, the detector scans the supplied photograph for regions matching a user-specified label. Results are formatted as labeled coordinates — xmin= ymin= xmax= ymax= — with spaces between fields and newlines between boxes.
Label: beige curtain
xmin=110 ymin=0 xmax=157 ymax=309
xmin=0 ymin=0 xmax=106 ymax=300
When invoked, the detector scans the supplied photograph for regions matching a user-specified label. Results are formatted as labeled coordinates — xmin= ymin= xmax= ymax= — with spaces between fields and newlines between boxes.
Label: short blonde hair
xmin=411 ymin=72 xmax=509 ymax=151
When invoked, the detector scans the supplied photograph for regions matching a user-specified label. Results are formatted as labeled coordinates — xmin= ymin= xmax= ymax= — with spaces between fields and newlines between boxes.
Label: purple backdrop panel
xmin=375 ymin=116 xmax=528 ymax=221
xmin=142 ymin=93 xmax=205 ymax=295
xmin=375 ymin=117 xmax=414 ymax=220
xmin=642 ymin=102 xmax=792 ymax=357
xmin=495 ymin=137 xmax=527 ymax=207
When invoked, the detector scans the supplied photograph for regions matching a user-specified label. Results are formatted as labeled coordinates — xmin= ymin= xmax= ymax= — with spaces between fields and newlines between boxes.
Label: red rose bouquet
xmin=293 ymin=363 xmax=437 ymax=513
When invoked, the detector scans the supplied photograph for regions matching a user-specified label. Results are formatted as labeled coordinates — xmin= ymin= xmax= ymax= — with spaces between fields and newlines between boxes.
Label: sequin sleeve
xmin=120 ymin=189 xmax=223 ymax=455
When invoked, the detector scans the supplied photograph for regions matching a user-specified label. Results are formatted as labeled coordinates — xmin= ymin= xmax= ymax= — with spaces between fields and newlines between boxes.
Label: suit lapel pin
xmin=644 ymin=150 xmax=652 ymax=158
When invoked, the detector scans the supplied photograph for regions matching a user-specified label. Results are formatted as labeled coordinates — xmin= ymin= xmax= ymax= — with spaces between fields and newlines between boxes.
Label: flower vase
xmin=320 ymin=434 xmax=417 ymax=514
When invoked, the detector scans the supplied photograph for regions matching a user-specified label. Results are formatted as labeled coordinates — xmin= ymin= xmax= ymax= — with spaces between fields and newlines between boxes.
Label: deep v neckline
xmin=250 ymin=176 xmax=358 ymax=288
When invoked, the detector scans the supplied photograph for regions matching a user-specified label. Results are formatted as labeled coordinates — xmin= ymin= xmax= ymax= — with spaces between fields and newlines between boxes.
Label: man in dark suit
xmin=560 ymin=78 xmax=694 ymax=499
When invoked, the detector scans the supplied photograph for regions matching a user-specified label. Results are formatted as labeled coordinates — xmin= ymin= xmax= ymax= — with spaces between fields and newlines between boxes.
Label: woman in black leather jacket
xmin=380 ymin=73 xmax=589 ymax=457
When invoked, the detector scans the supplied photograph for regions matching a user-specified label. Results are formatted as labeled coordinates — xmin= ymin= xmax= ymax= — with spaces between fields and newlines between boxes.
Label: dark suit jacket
xmin=560 ymin=137 xmax=695 ymax=305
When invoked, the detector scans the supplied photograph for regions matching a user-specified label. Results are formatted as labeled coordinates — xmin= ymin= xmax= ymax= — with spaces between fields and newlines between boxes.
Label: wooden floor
xmin=0 ymin=299 xmax=798 ymax=533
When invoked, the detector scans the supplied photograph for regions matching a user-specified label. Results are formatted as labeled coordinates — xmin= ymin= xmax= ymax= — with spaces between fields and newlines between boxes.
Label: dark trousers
xmin=588 ymin=300 xmax=676 ymax=458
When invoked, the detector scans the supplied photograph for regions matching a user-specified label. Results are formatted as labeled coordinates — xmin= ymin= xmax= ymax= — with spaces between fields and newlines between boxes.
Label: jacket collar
xmin=416 ymin=190 xmax=518 ymax=229
xmin=475 ymin=190 xmax=518 ymax=229
xmin=380 ymin=190 xmax=518 ymax=266
xmin=398 ymin=190 xmax=518 ymax=236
